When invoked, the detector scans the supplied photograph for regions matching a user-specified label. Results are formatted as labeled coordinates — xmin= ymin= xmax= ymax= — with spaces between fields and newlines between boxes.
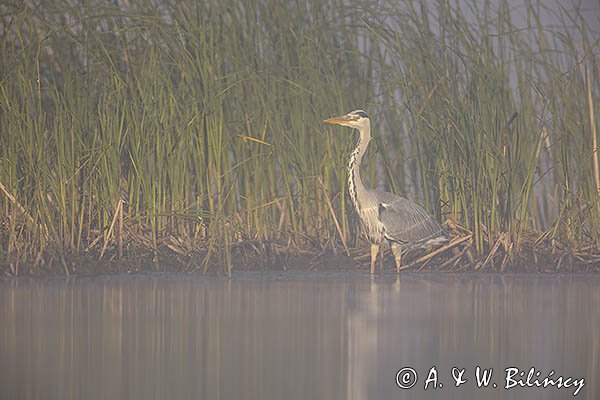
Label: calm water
xmin=0 ymin=272 xmax=598 ymax=400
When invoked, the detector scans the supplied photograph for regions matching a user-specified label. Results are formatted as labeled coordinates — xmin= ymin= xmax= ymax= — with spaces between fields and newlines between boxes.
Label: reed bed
xmin=0 ymin=0 xmax=598 ymax=275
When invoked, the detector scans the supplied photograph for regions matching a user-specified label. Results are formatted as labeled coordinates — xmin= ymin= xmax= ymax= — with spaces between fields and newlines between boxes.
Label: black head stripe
xmin=353 ymin=110 xmax=369 ymax=118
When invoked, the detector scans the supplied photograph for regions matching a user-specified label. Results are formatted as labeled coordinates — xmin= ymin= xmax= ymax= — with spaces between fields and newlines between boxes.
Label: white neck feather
xmin=347 ymin=123 xmax=371 ymax=212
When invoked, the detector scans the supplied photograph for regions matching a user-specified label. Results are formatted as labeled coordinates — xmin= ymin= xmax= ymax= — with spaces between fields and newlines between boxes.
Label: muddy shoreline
xmin=3 ymin=240 xmax=599 ymax=277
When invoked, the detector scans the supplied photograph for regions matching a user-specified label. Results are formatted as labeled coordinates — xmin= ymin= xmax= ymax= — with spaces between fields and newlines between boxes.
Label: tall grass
xmin=0 ymin=0 xmax=598 ymax=273
xmin=368 ymin=0 xmax=600 ymax=253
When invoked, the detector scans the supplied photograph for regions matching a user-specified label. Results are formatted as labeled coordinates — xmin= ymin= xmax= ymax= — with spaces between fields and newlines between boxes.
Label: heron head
xmin=324 ymin=110 xmax=370 ymax=129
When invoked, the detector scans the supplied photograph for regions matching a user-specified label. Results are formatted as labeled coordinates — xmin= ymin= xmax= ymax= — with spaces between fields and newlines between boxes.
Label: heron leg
xmin=390 ymin=242 xmax=402 ymax=273
xmin=370 ymin=243 xmax=379 ymax=274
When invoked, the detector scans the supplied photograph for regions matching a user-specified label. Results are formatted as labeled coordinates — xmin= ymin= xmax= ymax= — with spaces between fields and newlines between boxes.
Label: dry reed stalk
xmin=317 ymin=177 xmax=350 ymax=257
xmin=479 ymin=232 xmax=508 ymax=270
xmin=409 ymin=234 xmax=472 ymax=266
xmin=100 ymin=199 xmax=123 ymax=260
xmin=438 ymin=245 xmax=469 ymax=269
xmin=0 ymin=181 xmax=35 ymax=227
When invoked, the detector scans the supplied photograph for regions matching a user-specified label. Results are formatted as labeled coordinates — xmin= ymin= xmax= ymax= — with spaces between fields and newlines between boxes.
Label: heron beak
xmin=323 ymin=115 xmax=350 ymax=125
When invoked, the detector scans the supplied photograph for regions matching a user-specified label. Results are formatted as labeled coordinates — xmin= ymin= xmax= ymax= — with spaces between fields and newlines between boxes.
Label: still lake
xmin=1 ymin=271 xmax=598 ymax=400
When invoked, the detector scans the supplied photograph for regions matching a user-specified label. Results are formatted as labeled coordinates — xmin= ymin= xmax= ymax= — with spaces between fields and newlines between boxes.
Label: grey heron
xmin=324 ymin=109 xmax=447 ymax=273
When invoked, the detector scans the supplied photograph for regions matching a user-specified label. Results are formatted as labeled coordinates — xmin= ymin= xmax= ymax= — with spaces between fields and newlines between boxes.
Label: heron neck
xmin=347 ymin=126 xmax=371 ymax=208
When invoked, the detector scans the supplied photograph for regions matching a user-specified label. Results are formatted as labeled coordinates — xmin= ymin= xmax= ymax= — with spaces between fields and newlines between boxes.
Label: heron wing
xmin=376 ymin=192 xmax=444 ymax=246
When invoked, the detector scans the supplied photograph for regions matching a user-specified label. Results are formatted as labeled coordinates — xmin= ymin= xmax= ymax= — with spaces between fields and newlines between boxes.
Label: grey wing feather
xmin=376 ymin=192 xmax=445 ymax=246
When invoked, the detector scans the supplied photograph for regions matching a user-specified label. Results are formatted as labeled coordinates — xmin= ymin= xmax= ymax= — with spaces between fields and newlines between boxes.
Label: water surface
xmin=1 ymin=272 xmax=598 ymax=399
